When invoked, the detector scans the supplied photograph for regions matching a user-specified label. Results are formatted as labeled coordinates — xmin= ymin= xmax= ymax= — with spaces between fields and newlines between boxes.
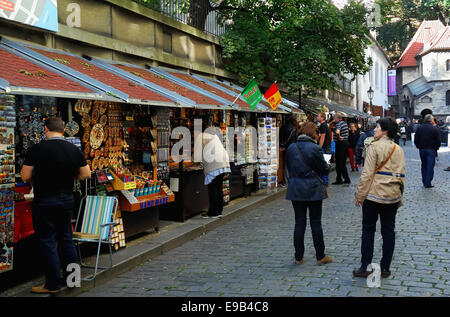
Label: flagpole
xmin=230 ymin=93 xmax=240 ymax=108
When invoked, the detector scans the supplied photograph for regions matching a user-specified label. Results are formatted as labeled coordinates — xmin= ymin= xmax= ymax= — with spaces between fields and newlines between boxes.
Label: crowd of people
xmin=280 ymin=110 xmax=448 ymax=278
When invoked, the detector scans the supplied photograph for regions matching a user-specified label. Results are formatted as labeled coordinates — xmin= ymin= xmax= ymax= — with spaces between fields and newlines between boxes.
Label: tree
xmin=376 ymin=0 xmax=450 ymax=61
xmin=219 ymin=0 xmax=373 ymax=100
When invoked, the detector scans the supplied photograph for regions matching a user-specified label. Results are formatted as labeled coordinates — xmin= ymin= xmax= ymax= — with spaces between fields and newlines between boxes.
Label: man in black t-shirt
xmin=317 ymin=112 xmax=331 ymax=154
xmin=20 ymin=117 xmax=91 ymax=294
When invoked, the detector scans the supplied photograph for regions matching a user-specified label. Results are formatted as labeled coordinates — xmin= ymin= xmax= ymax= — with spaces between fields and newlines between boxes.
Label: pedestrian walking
xmin=20 ymin=117 xmax=91 ymax=294
xmin=355 ymin=117 xmax=377 ymax=168
xmin=317 ymin=112 xmax=332 ymax=185
xmin=414 ymin=114 xmax=441 ymax=188
xmin=353 ymin=117 xmax=405 ymax=278
xmin=195 ymin=122 xmax=231 ymax=219
xmin=348 ymin=123 xmax=360 ymax=172
xmin=332 ymin=113 xmax=351 ymax=184
xmin=285 ymin=122 xmax=333 ymax=266
xmin=400 ymin=123 xmax=407 ymax=146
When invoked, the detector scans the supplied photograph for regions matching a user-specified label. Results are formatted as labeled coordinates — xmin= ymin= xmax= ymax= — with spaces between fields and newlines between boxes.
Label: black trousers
xmin=335 ymin=140 xmax=350 ymax=182
xmin=292 ymin=200 xmax=326 ymax=261
xmin=360 ymin=200 xmax=398 ymax=271
xmin=207 ymin=173 xmax=225 ymax=216
xmin=32 ymin=194 xmax=79 ymax=290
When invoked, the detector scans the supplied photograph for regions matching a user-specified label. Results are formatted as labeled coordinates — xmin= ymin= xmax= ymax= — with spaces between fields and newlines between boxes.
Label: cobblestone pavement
xmin=80 ymin=142 xmax=450 ymax=297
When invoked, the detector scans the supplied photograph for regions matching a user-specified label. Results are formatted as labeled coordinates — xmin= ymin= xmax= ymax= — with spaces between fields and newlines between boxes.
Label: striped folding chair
xmin=73 ymin=195 xmax=118 ymax=281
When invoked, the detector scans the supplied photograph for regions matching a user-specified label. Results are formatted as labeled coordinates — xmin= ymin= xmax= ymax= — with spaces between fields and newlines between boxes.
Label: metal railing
xmin=132 ymin=0 xmax=226 ymax=37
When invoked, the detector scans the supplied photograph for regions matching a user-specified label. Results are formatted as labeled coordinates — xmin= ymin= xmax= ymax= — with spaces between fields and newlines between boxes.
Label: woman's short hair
xmin=377 ymin=117 xmax=398 ymax=139
xmin=298 ymin=121 xmax=318 ymax=140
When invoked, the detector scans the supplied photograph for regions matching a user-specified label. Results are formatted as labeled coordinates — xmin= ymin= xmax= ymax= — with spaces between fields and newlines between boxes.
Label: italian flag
xmin=264 ymin=82 xmax=282 ymax=111
xmin=241 ymin=78 xmax=263 ymax=110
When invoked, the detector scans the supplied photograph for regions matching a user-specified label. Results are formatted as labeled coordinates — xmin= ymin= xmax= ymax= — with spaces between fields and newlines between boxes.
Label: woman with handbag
xmin=285 ymin=122 xmax=333 ymax=266
xmin=353 ymin=117 xmax=405 ymax=278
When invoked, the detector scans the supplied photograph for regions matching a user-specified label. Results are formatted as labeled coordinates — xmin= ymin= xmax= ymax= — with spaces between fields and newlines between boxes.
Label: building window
xmin=447 ymin=91 xmax=450 ymax=106
xmin=421 ymin=96 xmax=432 ymax=103
xmin=447 ymin=60 xmax=450 ymax=71
xmin=162 ymin=28 xmax=172 ymax=53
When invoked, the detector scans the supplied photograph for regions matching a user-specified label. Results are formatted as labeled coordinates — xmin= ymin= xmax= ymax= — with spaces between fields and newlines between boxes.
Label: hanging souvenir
xmin=81 ymin=114 xmax=91 ymax=128
xmin=65 ymin=102 xmax=79 ymax=137
xmin=99 ymin=102 xmax=107 ymax=114
xmin=74 ymin=100 xmax=82 ymax=113
xmin=81 ymin=100 xmax=91 ymax=114
xmin=91 ymin=108 xmax=100 ymax=124
xmin=90 ymin=124 xmax=104 ymax=149
xmin=99 ymin=114 xmax=107 ymax=127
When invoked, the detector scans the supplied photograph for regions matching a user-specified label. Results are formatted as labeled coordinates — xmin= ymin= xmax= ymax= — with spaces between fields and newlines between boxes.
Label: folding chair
xmin=73 ymin=195 xmax=118 ymax=281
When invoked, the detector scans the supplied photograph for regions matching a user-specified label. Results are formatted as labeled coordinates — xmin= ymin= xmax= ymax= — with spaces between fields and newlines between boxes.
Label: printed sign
xmin=0 ymin=0 xmax=58 ymax=32
xmin=388 ymin=70 xmax=397 ymax=96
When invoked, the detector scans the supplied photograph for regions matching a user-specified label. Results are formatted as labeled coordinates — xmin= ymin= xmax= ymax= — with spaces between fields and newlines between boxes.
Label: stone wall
xmin=0 ymin=0 xmax=227 ymax=78
xmin=415 ymin=81 xmax=450 ymax=116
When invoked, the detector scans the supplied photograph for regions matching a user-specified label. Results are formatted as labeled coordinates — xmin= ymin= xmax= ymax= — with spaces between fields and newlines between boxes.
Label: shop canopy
xmin=303 ymin=98 xmax=370 ymax=119
xmin=0 ymin=38 xmax=111 ymax=101
xmin=0 ymin=36 xmax=291 ymax=113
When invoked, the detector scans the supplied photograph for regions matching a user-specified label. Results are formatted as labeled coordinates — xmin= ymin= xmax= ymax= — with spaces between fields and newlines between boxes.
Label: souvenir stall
xmin=0 ymin=94 xmax=15 ymax=273
xmin=160 ymin=107 xmax=211 ymax=222
xmin=75 ymin=100 xmax=175 ymax=240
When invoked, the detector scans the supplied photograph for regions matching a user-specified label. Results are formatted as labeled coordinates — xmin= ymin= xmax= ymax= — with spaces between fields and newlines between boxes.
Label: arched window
xmin=447 ymin=60 xmax=450 ymax=71
xmin=446 ymin=90 xmax=450 ymax=105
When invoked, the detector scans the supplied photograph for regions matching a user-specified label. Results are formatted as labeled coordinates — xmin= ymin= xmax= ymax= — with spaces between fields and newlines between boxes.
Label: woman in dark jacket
xmin=285 ymin=122 xmax=333 ymax=266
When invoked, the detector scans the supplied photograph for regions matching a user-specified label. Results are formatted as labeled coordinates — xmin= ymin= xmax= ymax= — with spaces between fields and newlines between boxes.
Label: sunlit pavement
xmin=80 ymin=141 xmax=450 ymax=297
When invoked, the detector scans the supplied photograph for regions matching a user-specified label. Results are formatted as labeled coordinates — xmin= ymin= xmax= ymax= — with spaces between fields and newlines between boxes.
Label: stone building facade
xmin=393 ymin=20 xmax=450 ymax=120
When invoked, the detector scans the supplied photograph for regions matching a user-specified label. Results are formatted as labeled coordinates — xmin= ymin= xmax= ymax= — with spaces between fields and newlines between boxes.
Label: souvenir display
xmin=90 ymin=124 xmax=104 ymax=149
xmin=65 ymin=103 xmax=79 ymax=137
xmin=258 ymin=117 xmax=278 ymax=190
xmin=0 ymin=95 xmax=15 ymax=274
xmin=157 ymin=108 xmax=170 ymax=180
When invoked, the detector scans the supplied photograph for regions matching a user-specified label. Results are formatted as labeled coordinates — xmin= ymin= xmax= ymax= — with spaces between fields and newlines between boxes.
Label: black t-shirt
xmin=23 ymin=138 xmax=87 ymax=198
xmin=319 ymin=122 xmax=331 ymax=153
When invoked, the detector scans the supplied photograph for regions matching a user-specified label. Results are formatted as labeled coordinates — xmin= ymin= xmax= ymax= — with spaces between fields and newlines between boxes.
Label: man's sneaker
xmin=201 ymin=213 xmax=221 ymax=219
xmin=31 ymin=285 xmax=60 ymax=294
xmin=352 ymin=267 xmax=373 ymax=278
xmin=381 ymin=270 xmax=391 ymax=278
xmin=444 ymin=167 xmax=450 ymax=171
xmin=317 ymin=255 xmax=333 ymax=265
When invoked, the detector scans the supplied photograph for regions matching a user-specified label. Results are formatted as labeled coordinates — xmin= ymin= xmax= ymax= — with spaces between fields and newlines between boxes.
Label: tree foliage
xmin=219 ymin=0 xmax=373 ymax=98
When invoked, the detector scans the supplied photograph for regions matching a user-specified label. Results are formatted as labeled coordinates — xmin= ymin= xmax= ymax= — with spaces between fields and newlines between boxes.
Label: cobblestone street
xmin=80 ymin=142 xmax=450 ymax=297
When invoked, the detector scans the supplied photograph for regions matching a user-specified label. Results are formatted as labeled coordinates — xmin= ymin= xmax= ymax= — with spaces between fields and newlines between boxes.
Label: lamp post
xmin=367 ymin=86 xmax=374 ymax=114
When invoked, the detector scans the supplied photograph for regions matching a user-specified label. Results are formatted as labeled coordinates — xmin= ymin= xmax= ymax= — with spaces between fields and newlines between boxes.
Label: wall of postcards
xmin=0 ymin=95 xmax=15 ymax=273
xmin=156 ymin=108 xmax=170 ymax=180
xmin=257 ymin=117 xmax=278 ymax=190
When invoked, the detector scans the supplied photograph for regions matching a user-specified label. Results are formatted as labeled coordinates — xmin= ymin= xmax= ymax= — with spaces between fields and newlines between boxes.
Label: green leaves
xmin=219 ymin=0 xmax=371 ymax=98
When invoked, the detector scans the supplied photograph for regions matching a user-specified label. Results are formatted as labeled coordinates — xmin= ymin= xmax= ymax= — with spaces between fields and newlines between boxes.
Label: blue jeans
xmin=32 ymin=193 xmax=79 ymax=290
xmin=292 ymin=200 xmax=325 ymax=261
xmin=419 ymin=149 xmax=436 ymax=187
xmin=361 ymin=200 xmax=398 ymax=271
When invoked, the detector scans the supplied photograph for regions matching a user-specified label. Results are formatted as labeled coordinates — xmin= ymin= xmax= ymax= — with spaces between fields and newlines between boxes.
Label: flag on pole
xmin=264 ymin=82 xmax=282 ymax=111
xmin=241 ymin=78 xmax=263 ymax=110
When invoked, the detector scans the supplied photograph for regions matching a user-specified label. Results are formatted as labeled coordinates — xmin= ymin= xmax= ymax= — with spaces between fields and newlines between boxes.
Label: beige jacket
xmin=194 ymin=131 xmax=230 ymax=175
xmin=355 ymin=136 xmax=405 ymax=204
